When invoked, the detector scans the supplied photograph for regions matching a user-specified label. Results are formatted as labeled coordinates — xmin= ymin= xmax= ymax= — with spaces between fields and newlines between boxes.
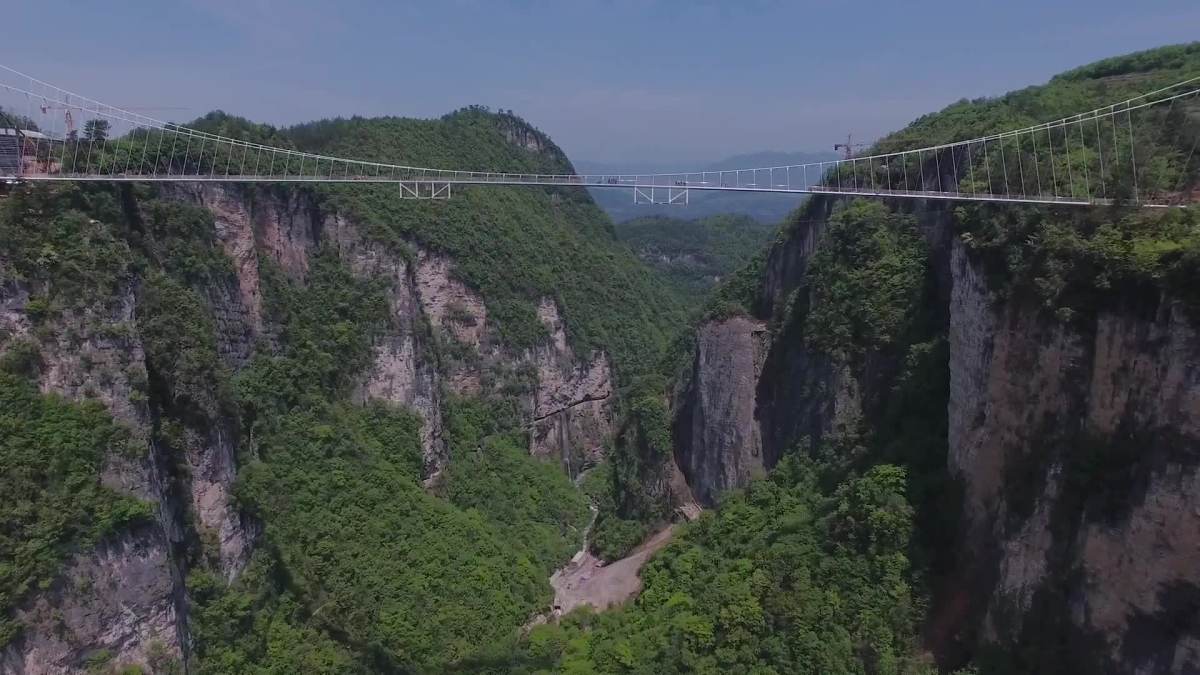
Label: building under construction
xmin=0 ymin=127 xmax=60 ymax=177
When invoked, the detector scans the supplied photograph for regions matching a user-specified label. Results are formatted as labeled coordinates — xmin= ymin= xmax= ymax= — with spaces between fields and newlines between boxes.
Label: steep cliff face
xmin=182 ymin=184 xmax=616 ymax=480
xmin=529 ymin=298 xmax=614 ymax=477
xmin=0 ymin=525 xmax=182 ymax=675
xmin=669 ymin=44 xmax=1200 ymax=672
xmin=0 ymin=280 xmax=191 ymax=671
xmin=947 ymin=237 xmax=1200 ymax=673
xmin=674 ymin=202 xmax=937 ymax=506
xmin=671 ymin=315 xmax=767 ymax=504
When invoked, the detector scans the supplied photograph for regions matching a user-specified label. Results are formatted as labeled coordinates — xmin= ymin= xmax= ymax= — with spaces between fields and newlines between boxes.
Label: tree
xmin=84 ymin=119 xmax=110 ymax=142
xmin=0 ymin=105 xmax=38 ymax=132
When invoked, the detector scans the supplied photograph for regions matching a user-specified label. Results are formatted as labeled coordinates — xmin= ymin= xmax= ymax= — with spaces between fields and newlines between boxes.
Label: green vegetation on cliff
xmin=190 ymin=226 xmax=590 ymax=671
xmin=671 ymin=41 xmax=1200 ymax=675
xmin=0 ymin=373 xmax=153 ymax=648
xmin=289 ymin=108 xmax=688 ymax=376
xmin=804 ymin=202 xmax=926 ymax=357
xmin=4 ymin=40 xmax=1198 ymax=675
xmin=440 ymin=395 xmax=591 ymax=571
xmin=48 ymin=106 xmax=688 ymax=377
xmin=0 ymin=172 xmax=598 ymax=670
xmin=0 ymin=186 xmax=135 ymax=314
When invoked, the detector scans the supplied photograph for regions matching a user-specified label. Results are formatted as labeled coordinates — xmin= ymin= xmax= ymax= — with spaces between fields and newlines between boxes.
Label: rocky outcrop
xmin=203 ymin=276 xmax=257 ymax=369
xmin=672 ymin=316 xmax=768 ymax=504
xmin=0 ymin=283 xmax=189 ymax=671
xmin=180 ymin=183 xmax=316 ymax=338
xmin=674 ymin=196 xmax=1200 ymax=671
xmin=672 ymin=212 xmax=882 ymax=507
xmin=0 ymin=525 xmax=183 ymax=675
xmin=530 ymin=299 xmax=614 ymax=477
xmin=497 ymin=116 xmax=556 ymax=157
xmin=415 ymin=252 xmax=489 ymax=348
xmin=1 ymin=181 xmax=620 ymax=671
xmin=182 ymin=186 xmax=616 ymax=479
xmin=339 ymin=225 xmax=447 ymax=475
xmin=184 ymin=422 xmax=257 ymax=581
xmin=180 ymin=186 xmax=452 ymax=474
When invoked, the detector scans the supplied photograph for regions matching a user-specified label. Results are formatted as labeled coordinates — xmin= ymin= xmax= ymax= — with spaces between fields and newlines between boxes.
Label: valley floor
xmin=550 ymin=524 xmax=677 ymax=615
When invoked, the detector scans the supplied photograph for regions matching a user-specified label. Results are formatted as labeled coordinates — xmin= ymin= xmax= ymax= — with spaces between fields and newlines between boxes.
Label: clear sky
xmin=5 ymin=1 xmax=1198 ymax=165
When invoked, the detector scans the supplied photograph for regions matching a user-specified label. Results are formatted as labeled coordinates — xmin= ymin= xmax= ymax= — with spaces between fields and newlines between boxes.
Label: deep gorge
xmin=2 ymin=42 xmax=1200 ymax=675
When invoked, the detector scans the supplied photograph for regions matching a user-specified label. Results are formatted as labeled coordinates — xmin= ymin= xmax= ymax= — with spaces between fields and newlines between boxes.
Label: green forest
xmin=1 ymin=41 xmax=1199 ymax=675
xmin=0 ymin=101 xmax=688 ymax=672
xmin=471 ymin=456 xmax=931 ymax=675
xmin=614 ymin=214 xmax=778 ymax=307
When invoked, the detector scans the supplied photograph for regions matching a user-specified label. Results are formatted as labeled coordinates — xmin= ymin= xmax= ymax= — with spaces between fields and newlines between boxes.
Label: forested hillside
xmin=0 ymin=106 xmax=687 ymax=673
xmin=615 ymin=214 xmax=777 ymax=307
xmin=619 ymin=42 xmax=1200 ymax=672
xmin=508 ymin=42 xmax=1200 ymax=674
xmin=2 ymin=40 xmax=1200 ymax=675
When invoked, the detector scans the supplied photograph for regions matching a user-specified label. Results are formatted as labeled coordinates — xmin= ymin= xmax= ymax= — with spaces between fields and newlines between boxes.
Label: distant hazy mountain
xmin=577 ymin=150 xmax=840 ymax=224
xmin=699 ymin=150 xmax=841 ymax=172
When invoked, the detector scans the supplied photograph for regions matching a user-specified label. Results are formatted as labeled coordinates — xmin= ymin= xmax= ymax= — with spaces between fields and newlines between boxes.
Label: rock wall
xmin=529 ymin=298 xmax=613 ymax=477
xmin=187 ymin=184 xmax=615 ymax=480
xmin=672 ymin=205 xmax=911 ymax=507
xmin=0 ymin=525 xmax=183 ymax=675
xmin=672 ymin=316 xmax=767 ymax=504
xmin=946 ymin=237 xmax=1200 ymax=672
xmin=0 ymin=282 xmax=190 ymax=672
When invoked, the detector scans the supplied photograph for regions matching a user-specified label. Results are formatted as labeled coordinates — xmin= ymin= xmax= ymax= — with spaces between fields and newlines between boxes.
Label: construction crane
xmin=38 ymin=103 xmax=188 ymax=137
xmin=834 ymin=133 xmax=868 ymax=160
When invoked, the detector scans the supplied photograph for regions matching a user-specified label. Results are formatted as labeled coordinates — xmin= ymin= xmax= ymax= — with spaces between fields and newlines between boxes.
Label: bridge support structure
xmin=398 ymin=181 xmax=451 ymax=200
xmin=633 ymin=185 xmax=688 ymax=205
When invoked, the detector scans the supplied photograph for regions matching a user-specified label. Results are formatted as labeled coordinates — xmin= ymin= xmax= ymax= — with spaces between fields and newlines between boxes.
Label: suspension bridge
xmin=1 ymin=64 xmax=1198 ymax=208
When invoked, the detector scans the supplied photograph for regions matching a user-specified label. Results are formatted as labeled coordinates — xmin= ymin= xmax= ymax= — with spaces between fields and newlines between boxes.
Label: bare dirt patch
xmin=548 ymin=524 xmax=676 ymax=615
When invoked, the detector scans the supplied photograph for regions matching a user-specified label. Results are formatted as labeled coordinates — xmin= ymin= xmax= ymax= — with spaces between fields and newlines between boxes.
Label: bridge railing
xmin=1 ymin=63 xmax=1197 ymax=206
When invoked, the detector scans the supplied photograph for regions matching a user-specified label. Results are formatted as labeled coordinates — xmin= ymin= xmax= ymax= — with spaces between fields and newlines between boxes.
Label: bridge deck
xmin=3 ymin=172 xmax=1157 ymax=207
xmin=1 ymin=63 xmax=1196 ymax=208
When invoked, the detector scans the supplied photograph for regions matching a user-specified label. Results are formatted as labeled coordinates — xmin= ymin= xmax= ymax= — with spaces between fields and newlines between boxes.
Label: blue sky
xmin=5 ymin=1 xmax=1198 ymax=164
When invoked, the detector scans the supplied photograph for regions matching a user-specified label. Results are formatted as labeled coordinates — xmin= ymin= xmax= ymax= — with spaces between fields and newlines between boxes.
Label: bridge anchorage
xmin=0 ymin=63 xmax=1198 ymax=208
